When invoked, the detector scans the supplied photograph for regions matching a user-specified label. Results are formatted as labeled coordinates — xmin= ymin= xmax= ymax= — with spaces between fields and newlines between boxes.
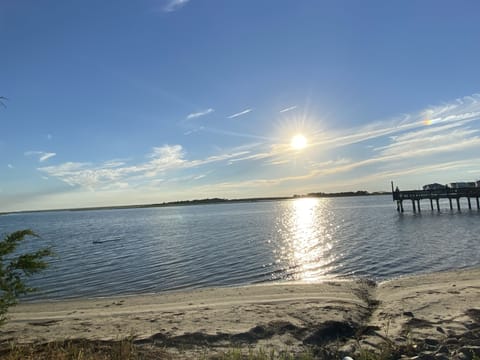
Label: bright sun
xmin=291 ymin=134 xmax=308 ymax=150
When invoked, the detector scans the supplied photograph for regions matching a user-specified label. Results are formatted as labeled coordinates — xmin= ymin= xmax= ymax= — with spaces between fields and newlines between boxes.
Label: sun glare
xmin=291 ymin=134 xmax=308 ymax=150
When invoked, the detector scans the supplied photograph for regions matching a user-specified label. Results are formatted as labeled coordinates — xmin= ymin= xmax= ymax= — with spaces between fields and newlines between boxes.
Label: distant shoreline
xmin=0 ymin=191 xmax=389 ymax=215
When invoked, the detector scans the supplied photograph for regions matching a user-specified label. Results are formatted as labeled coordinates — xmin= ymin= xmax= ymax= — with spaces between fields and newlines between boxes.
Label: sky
xmin=1 ymin=0 xmax=480 ymax=212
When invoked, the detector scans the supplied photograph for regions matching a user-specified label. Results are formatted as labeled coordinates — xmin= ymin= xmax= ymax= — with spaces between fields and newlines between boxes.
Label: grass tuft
xmin=0 ymin=339 xmax=171 ymax=360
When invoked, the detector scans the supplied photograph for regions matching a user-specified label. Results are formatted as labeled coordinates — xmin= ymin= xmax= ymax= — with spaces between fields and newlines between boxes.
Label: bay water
xmin=1 ymin=195 xmax=479 ymax=301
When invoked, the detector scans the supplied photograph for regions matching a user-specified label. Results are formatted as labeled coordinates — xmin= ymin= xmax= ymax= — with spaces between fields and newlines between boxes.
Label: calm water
xmin=1 ymin=195 xmax=479 ymax=301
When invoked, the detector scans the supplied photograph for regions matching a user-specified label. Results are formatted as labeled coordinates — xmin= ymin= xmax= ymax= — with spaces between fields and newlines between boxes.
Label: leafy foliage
xmin=0 ymin=230 xmax=52 ymax=324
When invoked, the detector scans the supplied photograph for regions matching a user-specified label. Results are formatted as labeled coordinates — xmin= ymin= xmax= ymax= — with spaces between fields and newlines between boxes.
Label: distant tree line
xmin=294 ymin=190 xmax=388 ymax=198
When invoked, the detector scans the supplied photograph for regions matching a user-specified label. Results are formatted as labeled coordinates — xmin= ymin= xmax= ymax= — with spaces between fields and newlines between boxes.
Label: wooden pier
xmin=392 ymin=183 xmax=480 ymax=212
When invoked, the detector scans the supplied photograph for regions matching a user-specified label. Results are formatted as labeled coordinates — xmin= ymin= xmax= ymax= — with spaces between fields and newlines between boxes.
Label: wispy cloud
xmin=279 ymin=105 xmax=297 ymax=113
xmin=38 ymin=145 xmax=250 ymax=191
xmin=193 ymin=170 xmax=321 ymax=193
xmin=40 ymin=153 xmax=56 ymax=162
xmin=201 ymin=126 xmax=273 ymax=141
xmin=25 ymin=151 xmax=56 ymax=162
xmin=184 ymin=126 xmax=204 ymax=135
xmin=29 ymin=93 xmax=480 ymax=205
xmin=190 ymin=94 xmax=480 ymax=193
xmin=309 ymin=94 xmax=480 ymax=150
xmin=330 ymin=159 xmax=480 ymax=191
xmin=7 ymin=164 xmax=13 ymax=169
xmin=193 ymin=95 xmax=480 ymax=179
xmin=374 ymin=127 xmax=479 ymax=157
xmin=163 ymin=0 xmax=190 ymax=12
xmin=186 ymin=108 xmax=214 ymax=120
xmin=227 ymin=108 xmax=252 ymax=119
xmin=103 ymin=159 xmax=128 ymax=168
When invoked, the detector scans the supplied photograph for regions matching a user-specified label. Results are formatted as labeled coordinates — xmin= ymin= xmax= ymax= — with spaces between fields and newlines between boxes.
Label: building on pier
xmin=422 ymin=183 xmax=446 ymax=191
xmin=449 ymin=182 xmax=476 ymax=189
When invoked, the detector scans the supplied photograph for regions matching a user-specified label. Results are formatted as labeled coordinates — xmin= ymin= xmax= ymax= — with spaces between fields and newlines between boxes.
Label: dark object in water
xmin=92 ymin=237 xmax=121 ymax=244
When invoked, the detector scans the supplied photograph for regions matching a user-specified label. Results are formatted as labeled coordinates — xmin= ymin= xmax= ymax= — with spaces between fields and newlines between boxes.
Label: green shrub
xmin=0 ymin=229 xmax=53 ymax=324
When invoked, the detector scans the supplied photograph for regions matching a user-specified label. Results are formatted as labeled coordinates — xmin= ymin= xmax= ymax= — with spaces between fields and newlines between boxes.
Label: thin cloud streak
xmin=202 ymin=126 xmax=274 ymax=141
xmin=279 ymin=105 xmax=297 ymax=113
xmin=40 ymin=152 xmax=57 ymax=162
xmin=163 ymin=0 xmax=189 ymax=12
xmin=184 ymin=126 xmax=204 ymax=136
xmin=186 ymin=108 xmax=214 ymax=120
xmin=25 ymin=151 xmax=57 ymax=162
xmin=227 ymin=108 xmax=252 ymax=119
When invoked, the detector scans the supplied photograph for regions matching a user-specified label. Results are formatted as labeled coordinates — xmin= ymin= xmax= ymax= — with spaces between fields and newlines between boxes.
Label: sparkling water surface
xmin=1 ymin=195 xmax=479 ymax=301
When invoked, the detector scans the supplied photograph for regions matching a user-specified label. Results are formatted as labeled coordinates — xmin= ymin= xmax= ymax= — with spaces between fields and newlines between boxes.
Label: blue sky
xmin=1 ymin=0 xmax=480 ymax=211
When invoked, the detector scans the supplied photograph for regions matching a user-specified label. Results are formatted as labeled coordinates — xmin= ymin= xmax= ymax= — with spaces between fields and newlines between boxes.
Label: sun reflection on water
xmin=275 ymin=197 xmax=338 ymax=282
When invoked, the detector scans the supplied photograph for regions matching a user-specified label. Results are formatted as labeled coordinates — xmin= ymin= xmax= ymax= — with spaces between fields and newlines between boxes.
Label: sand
xmin=1 ymin=267 xmax=479 ymax=356
xmin=372 ymin=267 xmax=480 ymax=343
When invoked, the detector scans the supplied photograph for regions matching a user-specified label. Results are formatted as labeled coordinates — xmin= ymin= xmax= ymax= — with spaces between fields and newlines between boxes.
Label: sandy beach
xmin=2 ymin=268 xmax=479 ymax=358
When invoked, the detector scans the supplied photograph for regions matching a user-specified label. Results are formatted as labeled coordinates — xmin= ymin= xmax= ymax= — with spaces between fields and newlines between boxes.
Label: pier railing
xmin=392 ymin=187 xmax=480 ymax=212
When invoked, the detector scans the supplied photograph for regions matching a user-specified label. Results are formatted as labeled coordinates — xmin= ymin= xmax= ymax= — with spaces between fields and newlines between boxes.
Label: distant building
xmin=476 ymin=180 xmax=480 ymax=188
xmin=422 ymin=183 xmax=446 ymax=191
xmin=449 ymin=182 xmax=476 ymax=189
